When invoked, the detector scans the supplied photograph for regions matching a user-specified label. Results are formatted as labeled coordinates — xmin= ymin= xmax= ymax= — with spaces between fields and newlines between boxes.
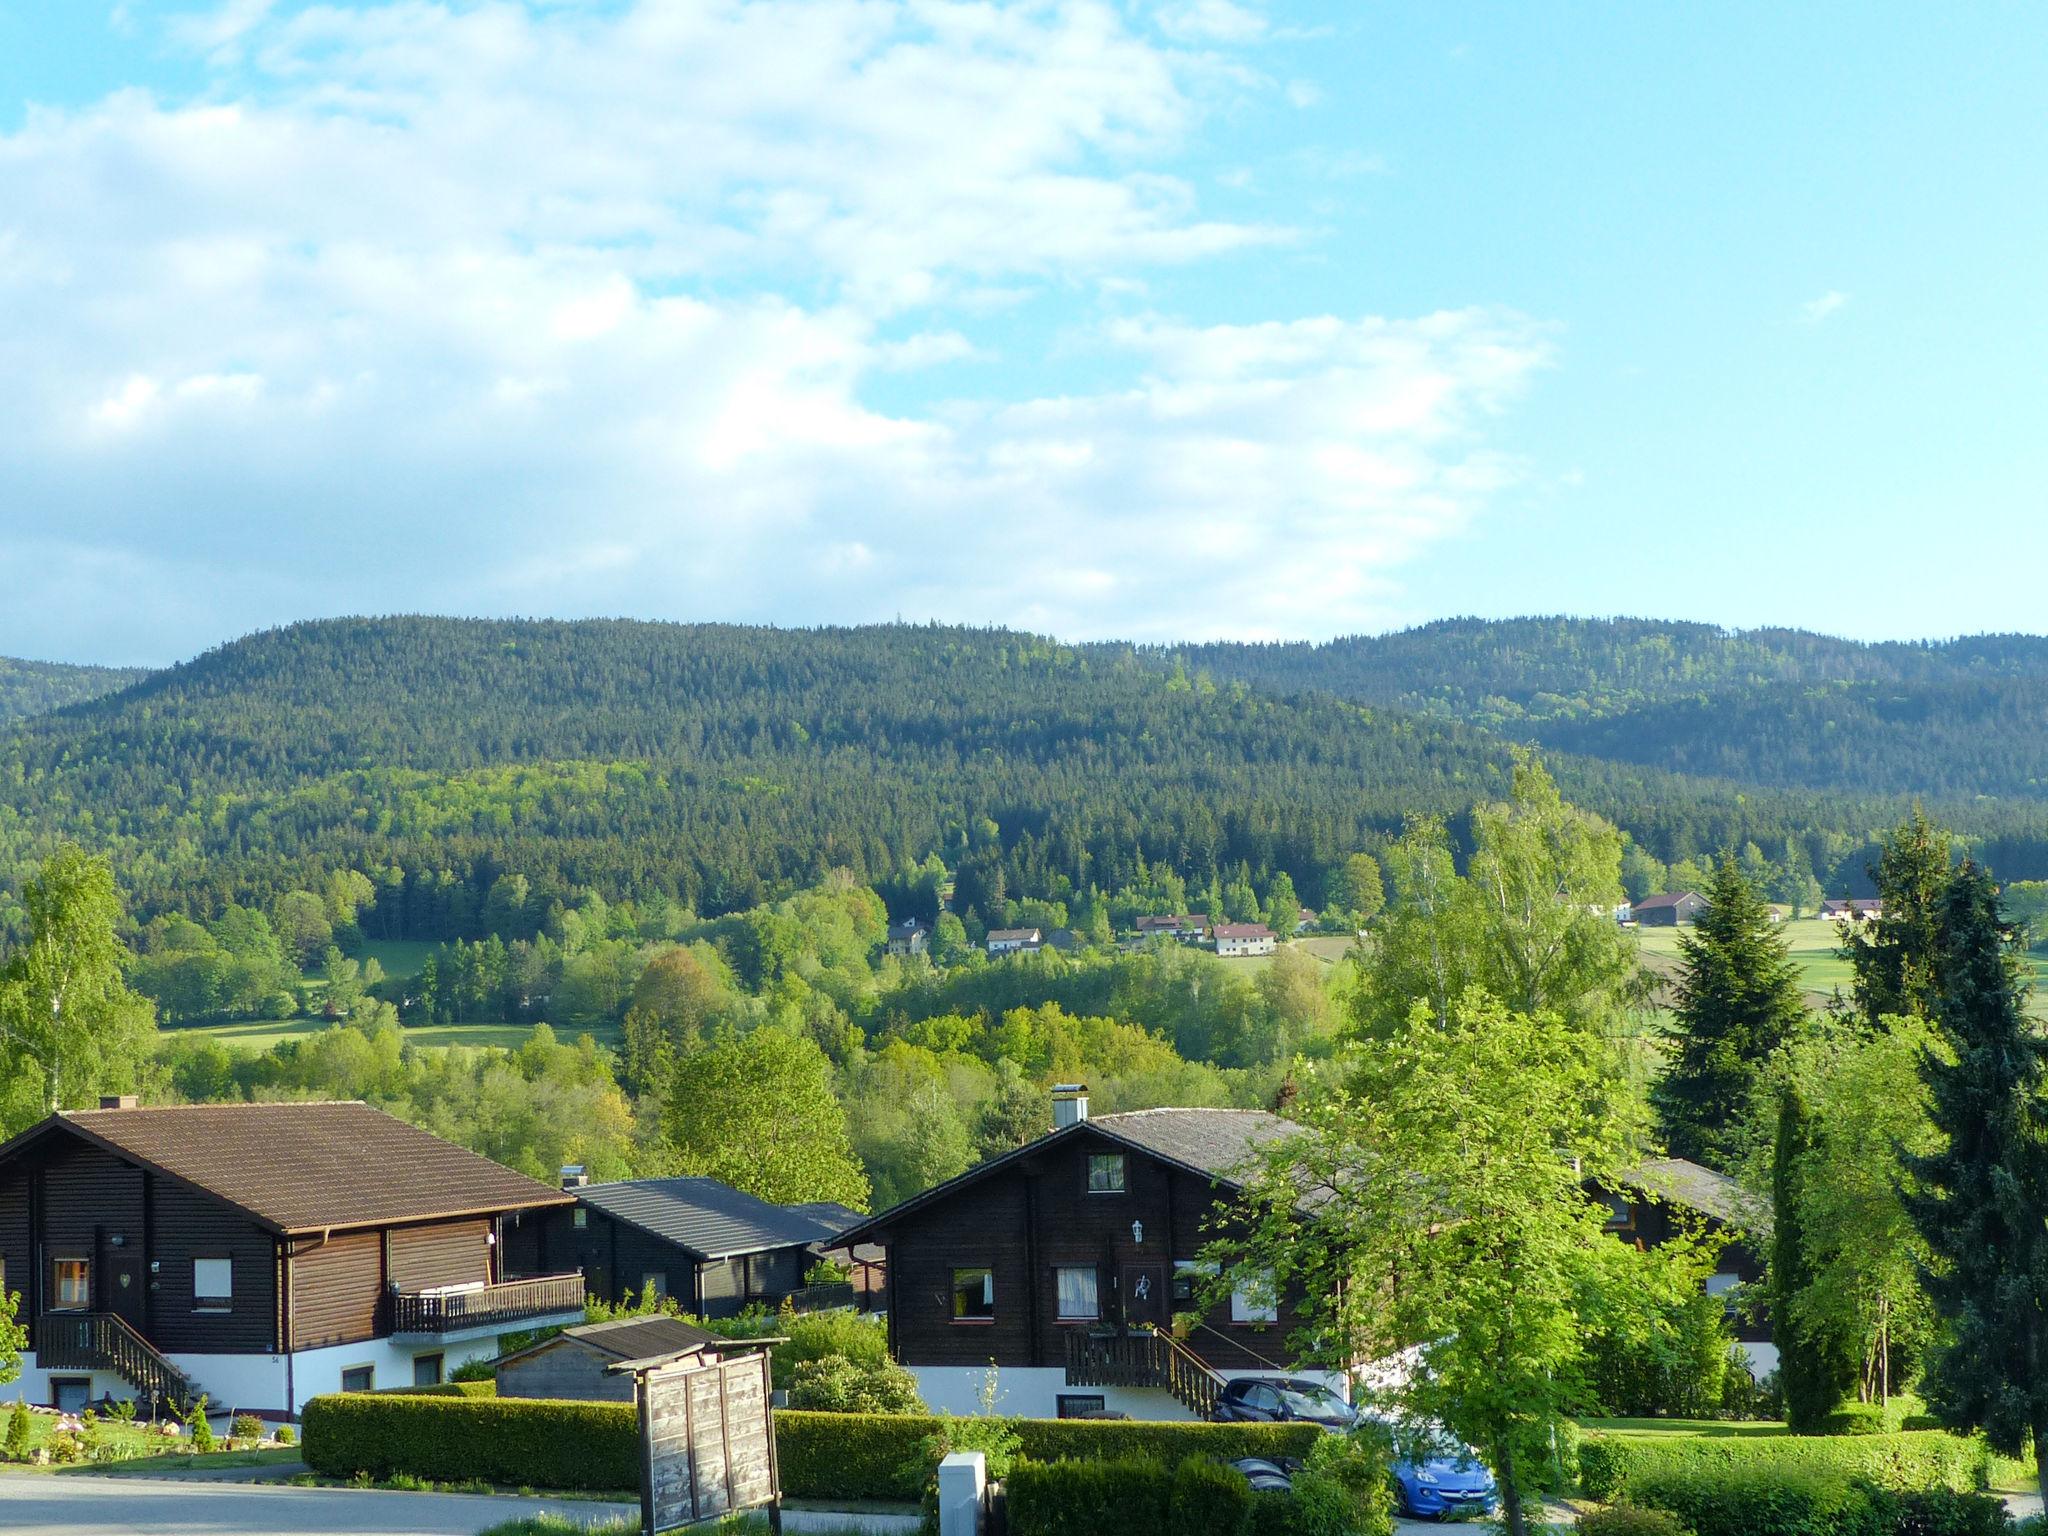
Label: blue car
xmin=1367 ymin=1418 xmax=1499 ymax=1521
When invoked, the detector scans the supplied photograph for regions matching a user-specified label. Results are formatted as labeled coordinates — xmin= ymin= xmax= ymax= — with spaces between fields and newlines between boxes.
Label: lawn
xmin=1635 ymin=916 xmax=2048 ymax=1018
xmin=1582 ymin=1416 xmax=1790 ymax=1439
xmin=355 ymin=938 xmax=438 ymax=979
xmin=165 ymin=1017 xmax=617 ymax=1053
xmin=0 ymin=1405 xmax=300 ymax=1473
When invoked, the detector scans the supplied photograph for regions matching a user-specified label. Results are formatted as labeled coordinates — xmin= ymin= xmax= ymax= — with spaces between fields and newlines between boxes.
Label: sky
xmin=2 ymin=2 xmax=2044 ymax=666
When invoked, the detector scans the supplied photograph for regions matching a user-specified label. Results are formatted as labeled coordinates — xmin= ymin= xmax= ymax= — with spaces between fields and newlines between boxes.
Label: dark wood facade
xmin=504 ymin=1205 xmax=810 ymax=1318
xmin=1603 ymin=1183 xmax=1770 ymax=1345
xmin=867 ymin=1122 xmax=1304 ymax=1376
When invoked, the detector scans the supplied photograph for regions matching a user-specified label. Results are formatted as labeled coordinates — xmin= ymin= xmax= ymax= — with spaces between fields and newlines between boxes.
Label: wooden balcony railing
xmin=36 ymin=1312 xmax=193 ymax=1409
xmin=389 ymin=1272 xmax=585 ymax=1336
xmin=1063 ymin=1326 xmax=1225 ymax=1419
xmin=779 ymin=1281 xmax=857 ymax=1314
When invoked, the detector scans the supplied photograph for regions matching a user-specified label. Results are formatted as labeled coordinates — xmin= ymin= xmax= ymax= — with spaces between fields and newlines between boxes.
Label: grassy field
xmin=1635 ymin=916 xmax=2048 ymax=1017
xmin=353 ymin=939 xmax=437 ymax=979
xmin=163 ymin=1017 xmax=619 ymax=1052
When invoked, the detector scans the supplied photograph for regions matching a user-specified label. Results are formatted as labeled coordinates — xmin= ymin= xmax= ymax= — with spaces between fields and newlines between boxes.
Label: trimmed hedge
xmin=1578 ymin=1431 xmax=1990 ymax=1504
xmin=306 ymin=1396 xmax=1327 ymax=1503
xmin=302 ymin=1393 xmax=638 ymax=1491
xmin=773 ymin=1410 xmax=1322 ymax=1502
xmin=370 ymin=1380 xmax=496 ymax=1399
xmin=1576 ymin=1508 xmax=1692 ymax=1536
xmin=1616 ymin=1468 xmax=2011 ymax=1536
xmin=1008 ymin=1458 xmax=1177 ymax=1536
xmin=1172 ymin=1454 xmax=1258 ymax=1536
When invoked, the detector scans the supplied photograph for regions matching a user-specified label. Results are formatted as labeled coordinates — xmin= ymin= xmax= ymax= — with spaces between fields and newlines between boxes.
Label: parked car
xmin=1226 ymin=1456 xmax=1300 ymax=1494
xmin=1366 ymin=1417 xmax=1499 ymax=1521
xmin=1212 ymin=1376 xmax=1360 ymax=1429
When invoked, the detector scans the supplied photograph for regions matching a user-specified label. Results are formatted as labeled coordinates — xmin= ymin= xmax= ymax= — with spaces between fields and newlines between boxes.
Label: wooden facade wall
xmin=0 ymin=1174 xmax=28 ymax=1315
xmin=147 ymin=1179 xmax=278 ymax=1354
xmin=386 ymin=1219 xmax=492 ymax=1294
xmin=506 ymin=1203 xmax=817 ymax=1316
xmin=290 ymin=1231 xmax=383 ymax=1350
xmin=498 ymin=1338 xmax=635 ymax=1402
xmin=882 ymin=1127 xmax=1309 ymax=1374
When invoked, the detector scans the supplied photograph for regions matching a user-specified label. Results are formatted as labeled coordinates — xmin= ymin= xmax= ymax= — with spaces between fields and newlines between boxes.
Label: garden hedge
xmin=301 ymin=1393 xmax=638 ymax=1491
xmin=306 ymin=1397 xmax=1327 ymax=1502
xmin=369 ymin=1380 xmax=495 ymax=1399
xmin=1577 ymin=1429 xmax=1991 ymax=1504
xmin=1612 ymin=1467 xmax=2009 ymax=1536
xmin=1007 ymin=1458 xmax=1178 ymax=1536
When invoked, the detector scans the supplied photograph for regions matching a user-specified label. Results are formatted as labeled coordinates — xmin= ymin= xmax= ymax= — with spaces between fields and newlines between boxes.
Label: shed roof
xmin=0 ymin=1102 xmax=571 ymax=1235
xmin=1618 ymin=1156 xmax=1767 ymax=1234
xmin=579 ymin=1176 xmax=862 ymax=1261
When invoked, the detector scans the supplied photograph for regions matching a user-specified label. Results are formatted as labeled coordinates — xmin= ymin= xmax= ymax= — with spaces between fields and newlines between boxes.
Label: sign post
xmin=630 ymin=1348 xmax=781 ymax=1535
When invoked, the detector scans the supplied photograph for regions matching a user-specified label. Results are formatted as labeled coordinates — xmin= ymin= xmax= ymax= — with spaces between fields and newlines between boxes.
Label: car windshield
xmin=1276 ymin=1385 xmax=1351 ymax=1417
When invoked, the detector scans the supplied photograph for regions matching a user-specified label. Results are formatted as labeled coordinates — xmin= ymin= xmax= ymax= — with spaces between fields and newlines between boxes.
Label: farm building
xmin=1633 ymin=891 xmax=1709 ymax=926
xmin=1212 ymin=923 xmax=1276 ymax=957
xmin=986 ymin=927 xmax=1043 ymax=956
xmin=1821 ymin=898 xmax=1885 ymax=924
xmin=886 ymin=918 xmax=929 ymax=956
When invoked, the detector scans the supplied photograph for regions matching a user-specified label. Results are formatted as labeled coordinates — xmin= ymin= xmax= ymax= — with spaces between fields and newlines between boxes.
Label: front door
xmin=1121 ymin=1264 xmax=1165 ymax=1331
xmin=104 ymin=1248 xmax=145 ymax=1331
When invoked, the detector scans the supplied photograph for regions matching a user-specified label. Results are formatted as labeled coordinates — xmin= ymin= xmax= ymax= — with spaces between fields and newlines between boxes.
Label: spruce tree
xmin=1905 ymin=862 xmax=2048 ymax=1502
xmin=1843 ymin=809 xmax=1953 ymax=1024
xmin=1653 ymin=856 xmax=1808 ymax=1164
xmin=1772 ymin=1082 xmax=1856 ymax=1430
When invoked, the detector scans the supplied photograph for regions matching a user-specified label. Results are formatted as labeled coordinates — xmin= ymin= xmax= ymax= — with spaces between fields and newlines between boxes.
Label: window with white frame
xmin=193 ymin=1258 xmax=233 ymax=1309
xmin=1055 ymin=1266 xmax=1099 ymax=1321
xmin=1230 ymin=1268 xmax=1279 ymax=1324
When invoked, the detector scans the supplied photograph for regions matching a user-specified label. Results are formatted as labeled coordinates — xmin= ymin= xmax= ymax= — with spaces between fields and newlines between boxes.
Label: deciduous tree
xmin=665 ymin=1026 xmax=870 ymax=1210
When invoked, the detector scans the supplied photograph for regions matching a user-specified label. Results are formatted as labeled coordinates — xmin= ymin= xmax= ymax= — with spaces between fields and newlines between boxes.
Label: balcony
xmin=390 ymin=1272 xmax=585 ymax=1342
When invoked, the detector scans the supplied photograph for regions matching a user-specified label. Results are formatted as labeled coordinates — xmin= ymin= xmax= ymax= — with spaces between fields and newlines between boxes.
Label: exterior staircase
xmin=36 ymin=1313 xmax=199 ymax=1415
xmin=1063 ymin=1326 xmax=1227 ymax=1419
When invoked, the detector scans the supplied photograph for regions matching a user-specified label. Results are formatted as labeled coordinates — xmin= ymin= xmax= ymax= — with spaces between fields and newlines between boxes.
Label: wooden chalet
xmin=503 ymin=1173 xmax=875 ymax=1318
xmin=834 ymin=1096 xmax=1324 ymax=1421
xmin=0 ymin=1099 xmax=583 ymax=1417
xmin=1601 ymin=1155 xmax=1774 ymax=1374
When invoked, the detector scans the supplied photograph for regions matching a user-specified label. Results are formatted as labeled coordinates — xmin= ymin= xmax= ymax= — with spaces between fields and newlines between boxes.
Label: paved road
xmin=0 ymin=1472 xmax=635 ymax=1535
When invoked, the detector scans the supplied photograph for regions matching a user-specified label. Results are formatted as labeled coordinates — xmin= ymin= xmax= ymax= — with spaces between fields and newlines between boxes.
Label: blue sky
xmin=3 ymin=2 xmax=2043 ymax=666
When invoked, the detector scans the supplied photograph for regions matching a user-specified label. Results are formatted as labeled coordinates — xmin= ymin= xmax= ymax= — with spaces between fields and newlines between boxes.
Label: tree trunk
xmin=1494 ymin=1439 xmax=1524 ymax=1536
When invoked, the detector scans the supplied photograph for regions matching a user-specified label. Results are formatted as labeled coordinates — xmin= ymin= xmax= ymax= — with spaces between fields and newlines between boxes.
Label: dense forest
xmin=1172 ymin=618 xmax=2048 ymax=800
xmin=0 ymin=655 xmax=149 ymax=723
xmin=5 ymin=615 xmax=2048 ymax=942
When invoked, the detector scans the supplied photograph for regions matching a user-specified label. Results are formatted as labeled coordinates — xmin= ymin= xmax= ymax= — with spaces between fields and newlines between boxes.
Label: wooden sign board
xmin=637 ymin=1349 xmax=780 ymax=1534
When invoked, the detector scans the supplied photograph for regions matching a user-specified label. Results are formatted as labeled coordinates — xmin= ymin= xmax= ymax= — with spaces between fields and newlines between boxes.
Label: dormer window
xmin=1087 ymin=1153 xmax=1127 ymax=1194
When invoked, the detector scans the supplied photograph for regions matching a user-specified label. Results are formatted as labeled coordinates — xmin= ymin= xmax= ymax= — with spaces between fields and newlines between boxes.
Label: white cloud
xmin=1155 ymin=1 xmax=1269 ymax=44
xmin=0 ymin=0 xmax=1549 ymax=662
xmin=1800 ymin=290 xmax=1850 ymax=324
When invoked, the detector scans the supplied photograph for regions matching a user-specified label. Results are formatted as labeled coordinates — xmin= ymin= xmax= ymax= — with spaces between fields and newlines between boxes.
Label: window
xmin=50 ymin=1378 xmax=91 ymax=1414
xmin=1055 ymin=1266 xmax=1099 ymax=1321
xmin=1230 ymin=1269 xmax=1279 ymax=1325
xmin=1057 ymin=1394 xmax=1106 ymax=1419
xmin=413 ymin=1353 xmax=444 ymax=1388
xmin=641 ymin=1271 xmax=670 ymax=1302
xmin=53 ymin=1258 xmax=90 ymax=1310
xmin=1706 ymin=1272 xmax=1742 ymax=1316
xmin=1086 ymin=1153 xmax=1127 ymax=1194
xmin=193 ymin=1258 xmax=233 ymax=1309
xmin=340 ymin=1366 xmax=375 ymax=1394
xmin=572 ymin=1208 xmax=588 ymax=1230
xmin=1602 ymin=1195 xmax=1634 ymax=1231
xmin=952 ymin=1267 xmax=995 ymax=1322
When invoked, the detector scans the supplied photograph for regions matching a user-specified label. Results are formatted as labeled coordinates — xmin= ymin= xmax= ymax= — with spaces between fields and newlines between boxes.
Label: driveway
xmin=0 ymin=1472 xmax=634 ymax=1535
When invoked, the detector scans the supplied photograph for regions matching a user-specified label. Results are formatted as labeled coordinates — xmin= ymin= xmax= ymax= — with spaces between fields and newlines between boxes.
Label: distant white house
xmin=986 ymin=927 xmax=1044 ymax=956
xmin=1213 ymin=922 xmax=1277 ymax=958
xmin=1821 ymin=898 xmax=1884 ymax=925
xmin=886 ymin=917 xmax=929 ymax=956
xmin=1134 ymin=914 xmax=1209 ymax=943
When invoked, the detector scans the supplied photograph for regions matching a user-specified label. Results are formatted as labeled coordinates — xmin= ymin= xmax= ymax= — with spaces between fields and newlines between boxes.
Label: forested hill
xmin=0 ymin=656 xmax=151 ymax=723
xmin=1169 ymin=618 xmax=2048 ymax=799
xmin=6 ymin=615 xmax=2048 ymax=937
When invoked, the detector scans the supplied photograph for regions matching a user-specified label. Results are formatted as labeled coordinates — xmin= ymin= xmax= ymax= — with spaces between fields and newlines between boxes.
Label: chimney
xmin=1052 ymin=1084 xmax=1089 ymax=1129
xmin=560 ymin=1164 xmax=589 ymax=1191
xmin=99 ymin=1094 xmax=140 ymax=1111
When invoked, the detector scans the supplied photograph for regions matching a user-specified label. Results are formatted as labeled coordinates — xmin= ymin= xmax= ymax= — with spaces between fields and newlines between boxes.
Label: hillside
xmin=6 ymin=615 xmax=2046 ymax=937
xmin=0 ymin=655 xmax=151 ymax=723
xmin=1170 ymin=618 xmax=2048 ymax=799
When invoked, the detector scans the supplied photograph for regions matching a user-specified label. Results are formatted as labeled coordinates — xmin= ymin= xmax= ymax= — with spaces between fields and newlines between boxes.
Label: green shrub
xmin=1582 ymin=1281 xmax=1735 ymax=1420
xmin=1170 ymin=1456 xmax=1255 ymax=1536
xmin=1576 ymin=1430 xmax=1989 ymax=1503
xmin=450 ymin=1357 xmax=498 ymax=1382
xmin=1249 ymin=1490 xmax=1302 ymax=1536
xmin=1626 ymin=1463 xmax=1867 ymax=1536
xmin=4 ymin=1398 xmax=30 ymax=1462
xmin=190 ymin=1395 xmax=215 ymax=1454
xmin=301 ymin=1393 xmax=638 ymax=1491
xmin=1824 ymin=1404 xmax=1889 ymax=1437
xmin=372 ymin=1380 xmax=496 ymax=1398
xmin=1857 ymin=1484 xmax=2011 ymax=1536
xmin=775 ymin=1409 xmax=934 ymax=1501
xmin=772 ymin=1409 xmax=1320 ymax=1504
xmin=1006 ymin=1457 xmax=1175 ymax=1536
xmin=274 ymin=1423 xmax=296 ymax=1447
xmin=1578 ymin=1507 xmax=1695 ymax=1536
xmin=1289 ymin=1433 xmax=1394 ymax=1536
xmin=230 ymin=1413 xmax=264 ymax=1444
xmin=786 ymin=1353 xmax=926 ymax=1414
xmin=702 ymin=1305 xmax=889 ymax=1392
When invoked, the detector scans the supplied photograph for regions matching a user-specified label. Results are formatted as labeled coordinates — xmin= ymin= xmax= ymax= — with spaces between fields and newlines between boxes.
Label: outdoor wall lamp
xmin=1131 ymin=1220 xmax=1144 ymax=1244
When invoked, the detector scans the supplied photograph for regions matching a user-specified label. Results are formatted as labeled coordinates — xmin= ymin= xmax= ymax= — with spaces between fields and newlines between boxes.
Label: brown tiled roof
xmin=30 ymin=1102 xmax=572 ymax=1234
xmin=1212 ymin=923 xmax=1274 ymax=940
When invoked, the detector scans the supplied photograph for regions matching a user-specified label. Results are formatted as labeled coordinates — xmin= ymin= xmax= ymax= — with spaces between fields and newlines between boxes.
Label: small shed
xmin=497 ymin=1315 xmax=730 ymax=1402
